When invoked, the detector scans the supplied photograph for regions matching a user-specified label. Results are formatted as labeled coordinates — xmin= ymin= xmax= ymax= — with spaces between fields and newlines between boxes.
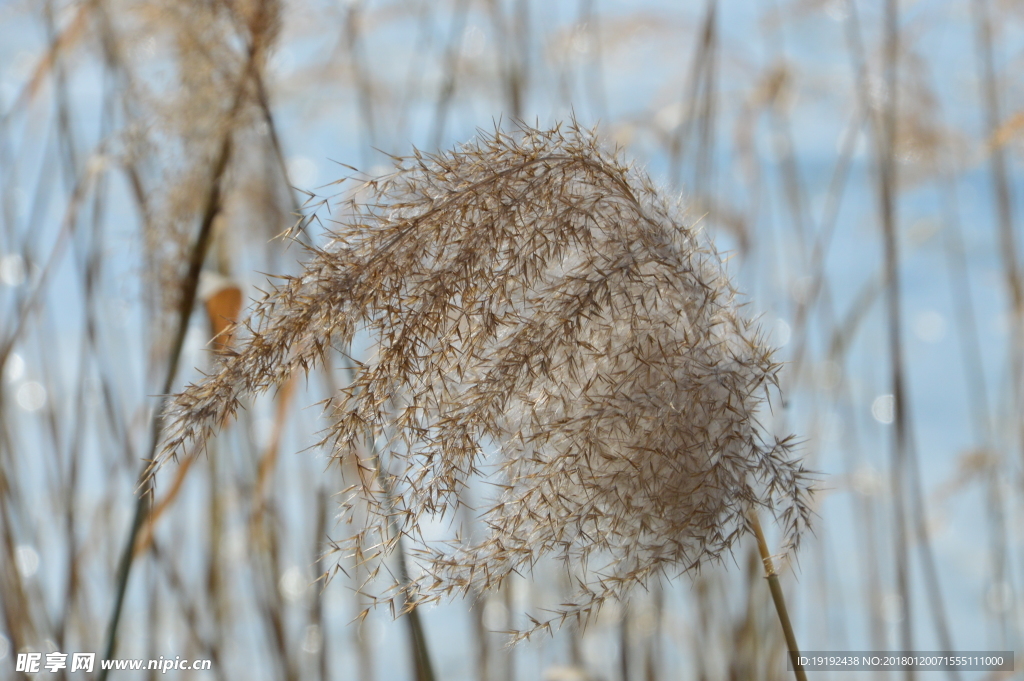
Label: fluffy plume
xmin=157 ymin=120 xmax=813 ymax=636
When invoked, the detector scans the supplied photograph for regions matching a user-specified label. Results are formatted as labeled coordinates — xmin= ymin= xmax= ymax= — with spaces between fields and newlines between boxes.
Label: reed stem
xmin=750 ymin=512 xmax=807 ymax=681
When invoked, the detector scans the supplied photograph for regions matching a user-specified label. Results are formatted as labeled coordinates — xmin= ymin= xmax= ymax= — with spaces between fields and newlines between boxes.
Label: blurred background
xmin=1 ymin=0 xmax=1022 ymax=679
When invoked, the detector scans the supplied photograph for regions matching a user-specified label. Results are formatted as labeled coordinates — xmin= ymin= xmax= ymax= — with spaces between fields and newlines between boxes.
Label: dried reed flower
xmin=156 ymin=120 xmax=812 ymax=636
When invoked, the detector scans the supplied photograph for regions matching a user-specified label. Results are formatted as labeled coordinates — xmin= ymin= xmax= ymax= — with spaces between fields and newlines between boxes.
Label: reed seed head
xmin=157 ymin=120 xmax=813 ymax=637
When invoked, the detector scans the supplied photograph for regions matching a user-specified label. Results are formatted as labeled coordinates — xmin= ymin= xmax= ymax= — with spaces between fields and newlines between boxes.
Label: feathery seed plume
xmin=156 ymin=120 xmax=813 ymax=637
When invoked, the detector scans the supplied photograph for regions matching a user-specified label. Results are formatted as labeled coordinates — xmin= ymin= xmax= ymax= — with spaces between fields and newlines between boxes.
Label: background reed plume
xmin=157 ymin=121 xmax=813 ymax=636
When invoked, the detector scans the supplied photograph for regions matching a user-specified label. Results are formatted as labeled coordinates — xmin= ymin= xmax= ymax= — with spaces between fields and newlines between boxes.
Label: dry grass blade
xmin=155 ymin=120 xmax=813 ymax=638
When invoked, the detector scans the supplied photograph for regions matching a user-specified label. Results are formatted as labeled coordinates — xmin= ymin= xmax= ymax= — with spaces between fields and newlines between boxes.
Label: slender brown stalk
xmin=97 ymin=38 xmax=263 ymax=677
xmin=668 ymin=0 xmax=716 ymax=192
xmin=430 ymin=0 xmax=471 ymax=149
xmin=749 ymin=512 xmax=807 ymax=681
xmin=971 ymin=0 xmax=1024 ymax=425
xmin=330 ymin=357 xmax=437 ymax=681
xmin=874 ymin=1 xmax=915 ymax=674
